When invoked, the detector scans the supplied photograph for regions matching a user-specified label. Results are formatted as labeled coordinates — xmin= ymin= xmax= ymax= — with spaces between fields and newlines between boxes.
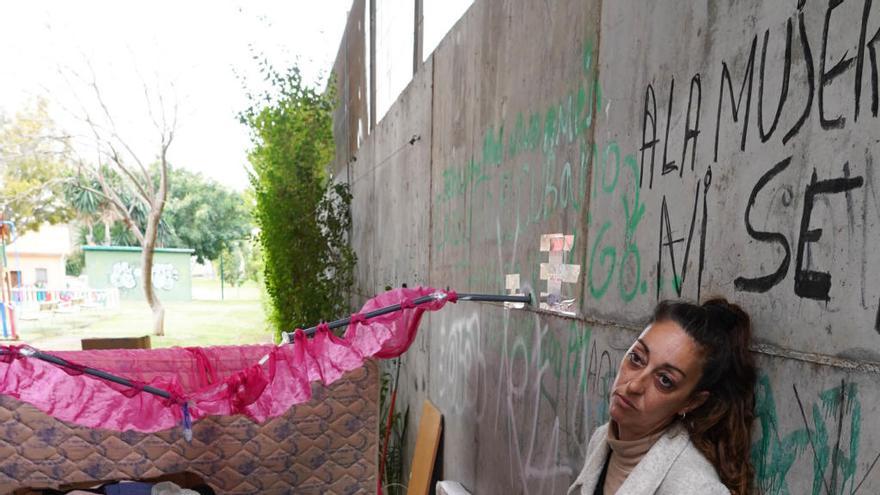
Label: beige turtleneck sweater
xmin=602 ymin=422 xmax=667 ymax=495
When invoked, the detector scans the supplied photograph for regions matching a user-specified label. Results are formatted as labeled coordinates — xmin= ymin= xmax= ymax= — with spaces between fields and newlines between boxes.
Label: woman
xmin=569 ymin=298 xmax=757 ymax=495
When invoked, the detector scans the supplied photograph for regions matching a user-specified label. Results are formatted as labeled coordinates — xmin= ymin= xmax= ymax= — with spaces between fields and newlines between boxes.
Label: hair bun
xmin=702 ymin=298 xmax=749 ymax=334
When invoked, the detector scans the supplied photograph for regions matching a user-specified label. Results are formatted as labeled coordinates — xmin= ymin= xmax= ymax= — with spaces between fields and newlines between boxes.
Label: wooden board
xmin=407 ymin=400 xmax=443 ymax=495
xmin=81 ymin=335 xmax=151 ymax=350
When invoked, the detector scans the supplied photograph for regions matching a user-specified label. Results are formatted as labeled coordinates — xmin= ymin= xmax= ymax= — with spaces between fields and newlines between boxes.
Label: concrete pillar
xmin=369 ymin=0 xmax=377 ymax=131
xmin=413 ymin=0 xmax=424 ymax=74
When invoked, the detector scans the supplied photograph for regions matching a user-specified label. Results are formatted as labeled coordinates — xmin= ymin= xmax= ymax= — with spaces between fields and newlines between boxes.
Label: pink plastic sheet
xmin=0 ymin=287 xmax=454 ymax=433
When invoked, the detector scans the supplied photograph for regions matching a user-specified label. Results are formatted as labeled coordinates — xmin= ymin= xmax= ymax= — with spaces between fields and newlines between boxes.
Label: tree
xmin=242 ymin=235 xmax=263 ymax=284
xmin=0 ymin=99 xmax=73 ymax=233
xmin=218 ymin=243 xmax=245 ymax=288
xmin=69 ymin=165 xmax=252 ymax=265
xmin=66 ymin=176 xmax=102 ymax=245
xmin=240 ymin=60 xmax=355 ymax=341
xmin=241 ymin=187 xmax=263 ymax=284
xmin=65 ymin=249 xmax=85 ymax=277
xmin=65 ymin=171 xmax=124 ymax=246
xmin=162 ymin=167 xmax=251 ymax=263
xmin=65 ymin=70 xmax=177 ymax=336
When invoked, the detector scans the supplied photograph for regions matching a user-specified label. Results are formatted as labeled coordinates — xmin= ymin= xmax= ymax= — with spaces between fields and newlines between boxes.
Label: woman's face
xmin=609 ymin=319 xmax=708 ymax=440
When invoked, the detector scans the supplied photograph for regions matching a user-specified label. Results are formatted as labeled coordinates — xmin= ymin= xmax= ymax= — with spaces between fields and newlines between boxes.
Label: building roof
xmin=82 ymin=245 xmax=195 ymax=254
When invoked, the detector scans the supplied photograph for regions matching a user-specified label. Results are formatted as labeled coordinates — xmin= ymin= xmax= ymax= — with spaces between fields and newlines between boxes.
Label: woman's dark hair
xmin=652 ymin=297 xmax=757 ymax=495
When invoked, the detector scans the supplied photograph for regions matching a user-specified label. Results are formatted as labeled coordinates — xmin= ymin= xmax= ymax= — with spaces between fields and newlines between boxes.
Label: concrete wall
xmin=330 ymin=0 xmax=368 ymax=176
xmin=83 ymin=246 xmax=193 ymax=302
xmin=332 ymin=0 xmax=880 ymax=493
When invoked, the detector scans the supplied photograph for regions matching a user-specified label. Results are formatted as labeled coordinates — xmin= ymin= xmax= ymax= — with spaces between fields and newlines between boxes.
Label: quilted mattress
xmin=0 ymin=361 xmax=378 ymax=494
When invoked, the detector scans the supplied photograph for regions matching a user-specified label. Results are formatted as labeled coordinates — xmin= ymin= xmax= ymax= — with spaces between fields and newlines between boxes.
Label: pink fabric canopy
xmin=0 ymin=287 xmax=455 ymax=433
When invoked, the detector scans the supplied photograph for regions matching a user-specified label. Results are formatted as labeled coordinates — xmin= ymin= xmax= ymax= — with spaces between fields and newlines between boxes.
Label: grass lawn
xmin=14 ymin=278 xmax=272 ymax=350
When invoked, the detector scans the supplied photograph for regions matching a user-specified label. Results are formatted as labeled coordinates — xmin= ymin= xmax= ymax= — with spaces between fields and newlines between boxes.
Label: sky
xmin=0 ymin=0 xmax=352 ymax=190
xmin=0 ymin=0 xmax=473 ymax=191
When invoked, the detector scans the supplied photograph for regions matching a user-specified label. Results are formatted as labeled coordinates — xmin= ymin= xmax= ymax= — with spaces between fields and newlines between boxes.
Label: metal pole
xmin=0 ymin=222 xmax=16 ymax=340
xmin=0 ymin=303 xmax=7 ymax=339
xmin=220 ymin=252 xmax=225 ymax=301
xmin=1 ymin=243 xmax=7 ymax=339
xmin=2 ymin=291 xmax=532 ymax=402
xmin=294 ymin=292 xmax=532 ymax=338
xmin=0 ymin=347 xmax=173 ymax=400
xmin=413 ymin=0 xmax=423 ymax=74
xmin=369 ymin=0 xmax=377 ymax=131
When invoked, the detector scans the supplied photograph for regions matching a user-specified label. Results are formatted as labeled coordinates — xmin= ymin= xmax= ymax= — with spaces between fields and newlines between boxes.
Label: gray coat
xmin=568 ymin=423 xmax=731 ymax=495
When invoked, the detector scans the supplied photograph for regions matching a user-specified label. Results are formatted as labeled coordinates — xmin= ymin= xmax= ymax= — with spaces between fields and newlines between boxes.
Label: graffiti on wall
xmin=352 ymin=1 xmax=880 ymax=493
xmin=432 ymin=215 xmax=614 ymax=493
xmin=434 ymin=309 xmax=622 ymax=494
xmin=432 ymin=40 xmax=600 ymax=300
xmin=596 ymin=0 xmax=880 ymax=336
xmin=753 ymin=374 xmax=880 ymax=494
xmin=109 ymin=262 xmax=138 ymax=290
xmin=108 ymin=262 xmax=179 ymax=292
xmin=426 ymin=2 xmax=880 ymax=345
xmin=151 ymin=264 xmax=180 ymax=291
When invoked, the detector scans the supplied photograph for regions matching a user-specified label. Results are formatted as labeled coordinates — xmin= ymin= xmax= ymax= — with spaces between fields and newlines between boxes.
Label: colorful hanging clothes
xmin=0 ymin=287 xmax=455 ymax=433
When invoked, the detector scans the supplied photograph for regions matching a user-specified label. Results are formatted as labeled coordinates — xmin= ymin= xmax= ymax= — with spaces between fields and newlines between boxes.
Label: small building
xmin=4 ymin=223 xmax=72 ymax=288
xmin=83 ymin=246 xmax=195 ymax=302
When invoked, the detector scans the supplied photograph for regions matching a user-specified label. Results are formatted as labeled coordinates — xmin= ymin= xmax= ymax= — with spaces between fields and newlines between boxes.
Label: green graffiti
xmin=618 ymin=154 xmax=645 ymax=302
xmin=810 ymin=383 xmax=861 ymax=495
xmin=432 ymin=39 xmax=601 ymax=257
xmin=470 ymin=157 xmax=489 ymax=191
xmin=566 ymin=324 xmax=592 ymax=391
xmin=508 ymin=112 xmax=542 ymax=159
xmin=752 ymin=375 xmax=865 ymax=495
xmin=543 ymin=158 xmax=558 ymax=219
xmin=576 ymin=76 xmax=602 ymax=138
xmin=601 ymin=142 xmax=621 ymax=193
xmin=752 ymin=375 xmax=810 ymax=495
xmin=438 ymin=156 xmax=490 ymax=203
xmin=588 ymin=147 xmax=645 ymax=303
xmin=557 ymin=93 xmax=577 ymax=146
xmin=524 ymin=162 xmax=543 ymax=224
xmin=560 ymin=160 xmax=576 ymax=210
xmin=543 ymin=107 xmax=558 ymax=156
xmin=483 ymin=125 xmax=504 ymax=167
xmin=588 ymin=221 xmax=615 ymax=299
xmin=618 ymin=244 xmax=642 ymax=302
xmin=621 ymin=154 xmax=645 ymax=244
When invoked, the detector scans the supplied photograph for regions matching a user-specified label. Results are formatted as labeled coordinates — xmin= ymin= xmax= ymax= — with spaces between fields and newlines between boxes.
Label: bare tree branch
xmin=82 ymin=65 xmax=153 ymax=184
xmin=126 ymin=46 xmax=165 ymax=139
xmin=66 ymin=142 xmax=147 ymax=245
xmin=64 ymin=91 xmax=155 ymax=208
xmin=104 ymin=142 xmax=153 ymax=205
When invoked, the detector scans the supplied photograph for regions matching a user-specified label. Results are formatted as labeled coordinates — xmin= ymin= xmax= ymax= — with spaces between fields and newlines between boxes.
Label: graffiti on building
xmin=151 ymin=263 xmax=179 ymax=291
xmin=109 ymin=262 xmax=137 ymax=291
xmin=752 ymin=374 xmax=880 ymax=494
xmin=344 ymin=0 xmax=880 ymax=492
xmin=107 ymin=262 xmax=180 ymax=292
